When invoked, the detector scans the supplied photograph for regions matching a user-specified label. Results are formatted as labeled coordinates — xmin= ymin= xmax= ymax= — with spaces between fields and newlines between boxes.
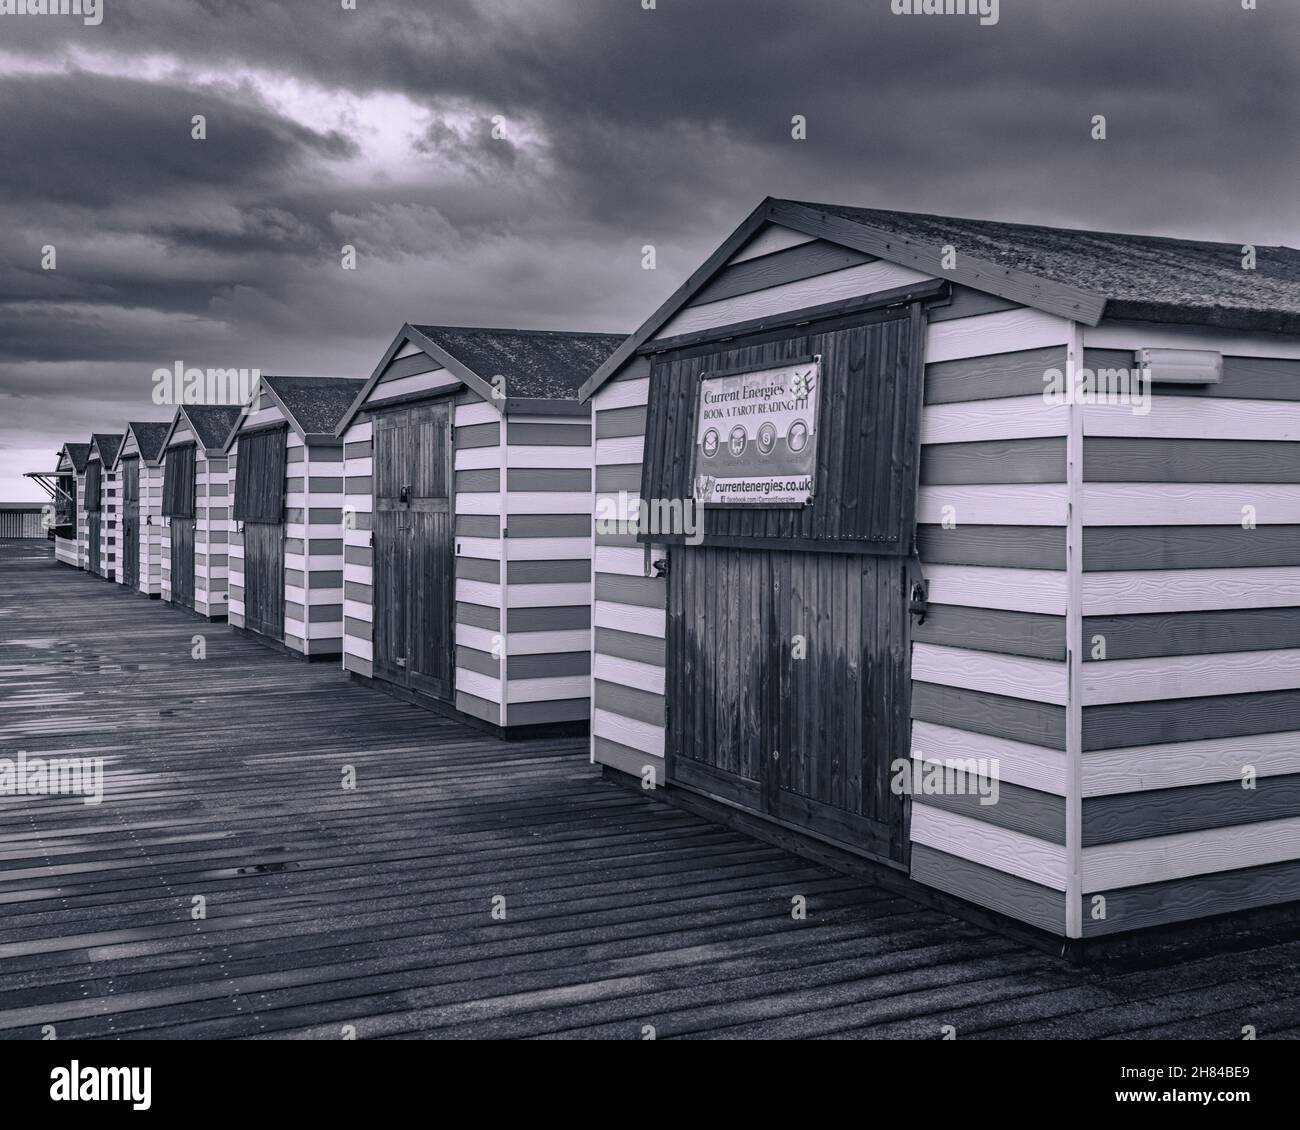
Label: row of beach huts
xmin=28 ymin=196 xmax=1300 ymax=947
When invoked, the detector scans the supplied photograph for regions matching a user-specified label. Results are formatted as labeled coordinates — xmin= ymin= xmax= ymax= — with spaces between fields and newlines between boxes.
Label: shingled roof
xmin=786 ymin=198 xmax=1300 ymax=334
xmin=583 ymin=196 xmax=1300 ymax=399
xmin=62 ymin=442 xmax=90 ymax=474
xmin=180 ymin=405 xmax=243 ymax=450
xmin=410 ymin=326 xmax=626 ymax=400
xmin=90 ymin=433 xmax=121 ymax=466
xmin=261 ymin=375 xmax=364 ymax=438
xmin=125 ymin=421 xmax=171 ymax=463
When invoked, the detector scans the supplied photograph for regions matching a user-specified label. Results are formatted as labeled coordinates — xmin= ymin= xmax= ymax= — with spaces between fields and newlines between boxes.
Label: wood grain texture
xmin=923 ymin=345 xmax=1063 ymax=405
xmin=1082 ymin=729 xmax=1300 ymax=797
xmin=1083 ymin=567 xmax=1300 ymax=615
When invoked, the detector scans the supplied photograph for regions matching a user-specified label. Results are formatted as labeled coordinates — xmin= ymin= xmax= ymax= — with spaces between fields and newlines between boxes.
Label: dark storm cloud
xmin=0 ymin=0 xmax=1297 ymax=496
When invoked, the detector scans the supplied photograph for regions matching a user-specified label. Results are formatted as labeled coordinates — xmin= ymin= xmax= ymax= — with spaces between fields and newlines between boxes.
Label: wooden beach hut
xmin=223 ymin=374 xmax=364 ymax=657
xmin=580 ymin=196 xmax=1300 ymax=943
xmin=335 ymin=324 xmax=624 ymax=731
xmin=110 ymin=421 xmax=171 ymax=597
xmin=83 ymin=433 xmax=121 ymax=581
xmin=26 ymin=442 xmax=88 ymax=566
xmin=158 ymin=405 xmax=242 ymax=620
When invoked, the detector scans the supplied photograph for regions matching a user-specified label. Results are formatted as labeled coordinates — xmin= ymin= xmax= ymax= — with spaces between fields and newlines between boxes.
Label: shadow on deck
xmin=0 ymin=538 xmax=1297 ymax=1039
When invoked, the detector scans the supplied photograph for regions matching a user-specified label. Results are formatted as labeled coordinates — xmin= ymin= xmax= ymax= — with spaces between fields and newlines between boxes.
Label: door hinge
xmin=396 ymin=657 xmax=407 ymax=669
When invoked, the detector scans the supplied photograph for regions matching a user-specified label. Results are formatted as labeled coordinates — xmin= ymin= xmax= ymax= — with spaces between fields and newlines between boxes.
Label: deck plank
xmin=0 ymin=539 xmax=1296 ymax=1039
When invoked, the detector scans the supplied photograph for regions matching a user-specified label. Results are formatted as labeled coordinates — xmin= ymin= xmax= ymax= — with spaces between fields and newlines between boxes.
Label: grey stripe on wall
xmin=1084 ymin=606 xmax=1300 ymax=660
xmin=456 ymin=644 xmax=499 ymax=677
xmin=914 ymin=604 xmax=1066 ymax=661
xmin=595 ymin=573 xmax=665 ymax=609
xmin=1084 ymin=525 xmax=1300 ymax=571
xmin=507 ymin=514 xmax=588 ymax=537
xmin=506 ymin=422 xmax=591 ymax=446
xmin=912 ymin=682 xmax=1067 ymax=751
xmin=456 ymin=515 xmax=500 ymax=538
xmin=505 ymin=467 xmax=591 ymax=490
xmin=507 ymin=604 xmax=590 ymax=632
xmin=1083 ymin=773 xmax=1300 ymax=847
xmin=506 ymin=558 xmax=591 ymax=583
xmin=594 ymin=678 xmax=664 ymax=726
xmin=911 ymin=844 xmax=1065 ymax=934
xmin=344 ymin=544 xmax=372 ymax=566
xmin=595 ymin=406 xmax=647 ymax=439
xmin=691 ymin=239 xmax=875 ymax=306
xmin=921 ymin=438 xmax=1066 ymax=485
xmin=457 ymin=556 xmax=500 ymax=582
xmin=455 ymin=422 xmax=500 ymax=449
xmin=456 ymin=468 xmax=500 ymax=492
xmin=923 ymin=346 xmax=1065 ymax=406
xmin=1083 ymin=688 xmax=1300 ymax=752
xmin=912 ymin=780 xmax=1066 ymax=844
xmin=595 ymin=625 xmax=666 ymax=667
xmin=1085 ymin=350 xmax=1300 ymax=402
xmin=918 ymin=525 xmax=1066 ymax=570
xmin=457 ymin=601 xmax=500 ymax=630
xmin=507 ymin=651 xmax=591 ymax=678
xmin=1084 ymin=438 xmax=1300 ymax=483
xmin=595 ymin=464 xmax=642 ymax=492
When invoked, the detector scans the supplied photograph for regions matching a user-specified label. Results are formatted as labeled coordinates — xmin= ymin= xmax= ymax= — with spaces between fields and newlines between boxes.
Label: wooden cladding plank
xmin=691 ymin=239 xmax=877 ymax=306
xmin=1085 ymin=349 xmax=1300 ymax=402
xmin=912 ymin=643 xmax=1067 ymax=706
xmin=917 ymin=524 xmax=1067 ymax=570
xmin=923 ymin=345 xmax=1064 ymax=405
xmin=1082 ymin=647 xmax=1300 ymax=705
xmin=1084 ymin=773 xmax=1300 ymax=847
xmin=920 ymin=438 xmax=1067 ymax=485
xmin=1083 ymin=396 xmax=1300 ymax=441
xmin=1084 ymin=524 xmax=1300 ymax=572
xmin=1083 ymin=730 xmax=1300 ymax=797
xmin=911 ymin=721 xmax=1067 ymax=796
xmin=1083 ymin=567 xmax=1300 ymax=615
xmin=910 ymin=844 xmax=1066 ymax=935
xmin=1084 ymin=437 xmax=1300 ymax=483
xmin=1083 ymin=688 xmax=1300 ymax=752
xmin=910 ymin=804 xmax=1067 ymax=891
xmin=912 ymin=681 xmax=1067 ymax=751
xmin=1084 ymin=607 xmax=1300 ymax=661
xmin=913 ymin=604 xmax=1066 ymax=661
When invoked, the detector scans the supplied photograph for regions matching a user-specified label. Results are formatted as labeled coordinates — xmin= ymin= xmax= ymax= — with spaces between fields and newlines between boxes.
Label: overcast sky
xmin=1 ymin=0 xmax=1296 ymax=498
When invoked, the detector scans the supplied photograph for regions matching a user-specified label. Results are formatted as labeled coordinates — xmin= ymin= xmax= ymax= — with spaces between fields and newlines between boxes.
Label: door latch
xmin=396 ymin=657 xmax=407 ymax=669
xmin=399 ymin=484 xmax=411 ymax=504
xmin=909 ymin=579 xmax=929 ymax=625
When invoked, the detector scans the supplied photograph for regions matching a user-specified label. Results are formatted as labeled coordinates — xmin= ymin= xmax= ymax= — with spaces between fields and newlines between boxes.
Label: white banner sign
xmin=692 ymin=358 xmax=820 ymax=505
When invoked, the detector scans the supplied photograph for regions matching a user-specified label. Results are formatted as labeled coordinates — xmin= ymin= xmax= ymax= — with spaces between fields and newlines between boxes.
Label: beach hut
xmin=83 ymin=433 xmax=121 ymax=581
xmin=335 ymin=324 xmax=624 ymax=731
xmin=110 ymin=421 xmax=171 ymax=597
xmin=25 ymin=442 xmax=88 ymax=566
xmin=158 ymin=405 xmax=242 ymax=620
xmin=222 ymin=375 xmax=364 ymax=657
xmin=580 ymin=196 xmax=1300 ymax=943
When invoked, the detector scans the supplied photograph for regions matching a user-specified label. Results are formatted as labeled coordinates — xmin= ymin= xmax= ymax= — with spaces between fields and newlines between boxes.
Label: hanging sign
xmin=692 ymin=356 xmax=820 ymax=505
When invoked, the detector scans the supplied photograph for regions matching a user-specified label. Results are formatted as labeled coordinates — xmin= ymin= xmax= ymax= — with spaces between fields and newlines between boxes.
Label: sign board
xmin=692 ymin=357 xmax=820 ymax=506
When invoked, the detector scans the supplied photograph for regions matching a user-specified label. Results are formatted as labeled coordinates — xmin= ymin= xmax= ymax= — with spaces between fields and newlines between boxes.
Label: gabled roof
xmin=337 ymin=323 xmax=626 ymax=435
xmin=160 ymin=404 xmax=244 ymax=454
xmin=88 ymin=432 xmax=121 ymax=466
xmin=581 ymin=196 xmax=1300 ymax=399
xmin=113 ymin=421 xmax=171 ymax=468
xmin=223 ymin=375 xmax=363 ymax=450
xmin=61 ymin=442 xmax=90 ymax=474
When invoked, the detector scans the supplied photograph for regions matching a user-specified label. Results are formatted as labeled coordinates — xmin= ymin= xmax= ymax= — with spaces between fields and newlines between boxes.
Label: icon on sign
xmin=701 ymin=428 xmax=720 ymax=459
xmin=757 ymin=422 xmax=777 ymax=455
xmin=728 ymin=425 xmax=748 ymax=457
xmin=787 ymin=420 xmax=809 ymax=453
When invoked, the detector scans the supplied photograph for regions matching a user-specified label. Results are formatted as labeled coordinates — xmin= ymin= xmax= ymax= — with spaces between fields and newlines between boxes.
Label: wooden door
xmin=121 ymin=458 xmax=140 ymax=589
xmin=667 ymin=546 xmax=909 ymax=863
xmin=87 ymin=512 xmax=101 ymax=576
xmin=244 ymin=521 xmax=285 ymax=640
xmin=372 ymin=402 xmax=454 ymax=701
xmin=171 ymin=519 xmax=195 ymax=609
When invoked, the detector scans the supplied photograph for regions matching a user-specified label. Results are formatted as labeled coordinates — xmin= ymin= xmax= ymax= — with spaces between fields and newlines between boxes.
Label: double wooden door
xmin=121 ymin=457 xmax=140 ymax=590
xmin=372 ymin=402 xmax=455 ymax=702
xmin=666 ymin=546 xmax=911 ymax=864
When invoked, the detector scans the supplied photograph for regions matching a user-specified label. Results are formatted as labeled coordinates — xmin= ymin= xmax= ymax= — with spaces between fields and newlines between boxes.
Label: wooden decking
xmin=1 ymin=537 xmax=1298 ymax=1040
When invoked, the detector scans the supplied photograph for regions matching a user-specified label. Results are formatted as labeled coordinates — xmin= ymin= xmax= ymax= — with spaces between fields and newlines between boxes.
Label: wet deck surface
xmin=1 ymin=538 xmax=1297 ymax=1040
